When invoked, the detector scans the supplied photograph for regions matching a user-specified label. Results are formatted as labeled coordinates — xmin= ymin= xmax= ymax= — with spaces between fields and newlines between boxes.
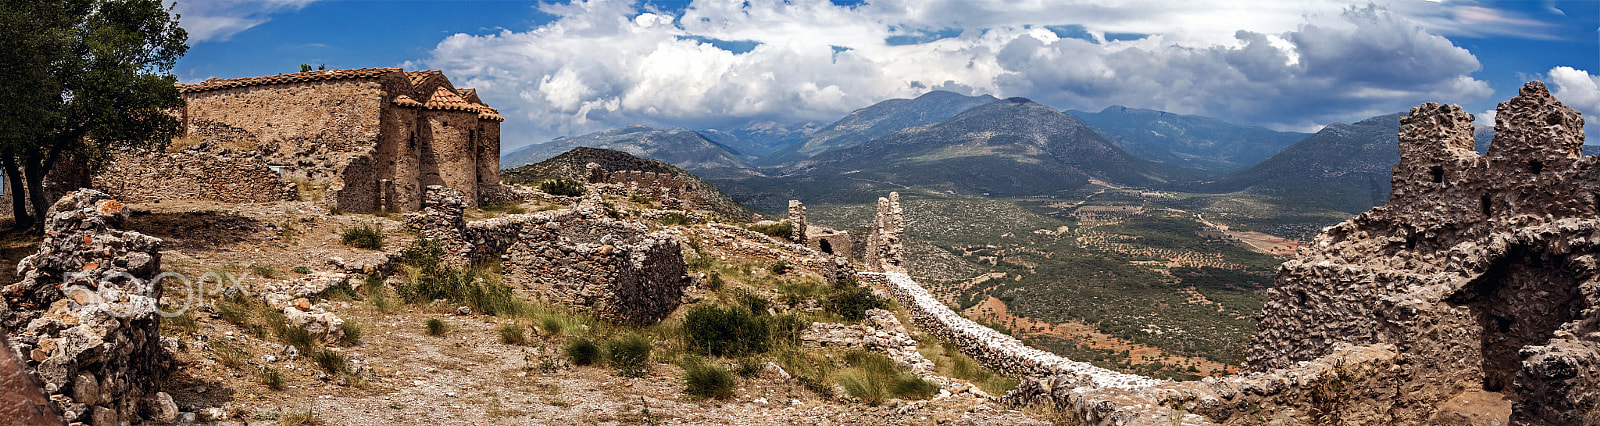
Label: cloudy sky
xmin=173 ymin=0 xmax=1599 ymax=152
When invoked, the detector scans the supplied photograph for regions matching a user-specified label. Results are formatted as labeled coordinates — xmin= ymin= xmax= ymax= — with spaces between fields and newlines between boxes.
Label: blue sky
xmin=172 ymin=0 xmax=1600 ymax=152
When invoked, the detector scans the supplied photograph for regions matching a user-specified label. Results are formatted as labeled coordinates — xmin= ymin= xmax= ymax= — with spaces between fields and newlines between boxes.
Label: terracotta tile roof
xmin=177 ymin=67 xmax=401 ymax=93
xmin=476 ymin=105 xmax=504 ymax=122
xmin=423 ymin=86 xmax=480 ymax=112
xmin=406 ymin=70 xmax=442 ymax=87
xmin=392 ymin=95 xmax=424 ymax=108
xmin=456 ymin=88 xmax=480 ymax=104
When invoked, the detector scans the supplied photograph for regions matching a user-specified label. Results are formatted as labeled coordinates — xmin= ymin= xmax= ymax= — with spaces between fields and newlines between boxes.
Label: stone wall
xmin=0 ymin=189 xmax=172 ymax=425
xmin=1246 ymin=81 xmax=1600 ymax=424
xmin=92 ymin=148 xmax=296 ymax=204
xmin=863 ymin=193 xmax=906 ymax=273
xmin=404 ymin=187 xmax=691 ymax=325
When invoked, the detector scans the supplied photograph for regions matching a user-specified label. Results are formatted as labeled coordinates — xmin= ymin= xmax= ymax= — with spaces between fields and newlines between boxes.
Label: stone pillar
xmin=864 ymin=192 xmax=905 ymax=273
xmin=788 ymin=200 xmax=807 ymax=244
xmin=1387 ymin=102 xmax=1479 ymax=205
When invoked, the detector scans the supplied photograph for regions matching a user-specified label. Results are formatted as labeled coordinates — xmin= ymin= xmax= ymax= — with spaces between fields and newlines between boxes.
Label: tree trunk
xmin=0 ymin=156 xmax=30 ymax=229
xmin=23 ymin=156 xmax=49 ymax=234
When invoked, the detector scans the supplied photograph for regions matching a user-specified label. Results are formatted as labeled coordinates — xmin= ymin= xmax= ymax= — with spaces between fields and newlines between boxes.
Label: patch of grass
xmin=499 ymin=323 xmax=529 ymax=345
xmin=314 ymin=350 xmax=348 ymax=374
xmin=703 ymin=272 xmax=724 ymax=291
xmin=164 ymin=309 xmax=198 ymax=334
xmin=746 ymin=221 xmax=795 ymax=241
xmin=837 ymin=351 xmax=936 ymax=405
xmin=260 ymin=367 xmax=285 ymax=391
xmin=339 ymin=320 xmax=364 ymax=346
xmin=539 ymin=178 xmax=587 ymax=197
xmin=339 ymin=222 xmax=385 ymax=250
xmin=733 ymin=357 xmax=765 ymax=378
xmin=657 ymin=212 xmax=698 ymax=226
xmin=679 ymin=356 xmax=736 ymax=400
xmin=277 ymin=407 xmax=328 ymax=426
xmin=292 ymin=266 xmax=312 ymax=274
xmin=209 ymin=340 xmax=250 ymax=370
xmin=277 ymin=325 xmax=315 ymax=353
xmin=769 ymin=260 xmax=791 ymax=275
xmin=605 ymin=334 xmax=652 ymax=378
xmin=425 ymin=318 xmax=448 ymax=336
xmin=364 ymin=274 xmax=398 ymax=313
xmin=565 ymin=337 xmax=601 ymax=366
xmin=775 ymin=348 xmax=834 ymax=398
xmin=481 ymin=201 xmax=528 ymax=215
xmin=250 ymin=263 xmax=281 ymax=279
xmin=919 ymin=335 xmax=1020 ymax=396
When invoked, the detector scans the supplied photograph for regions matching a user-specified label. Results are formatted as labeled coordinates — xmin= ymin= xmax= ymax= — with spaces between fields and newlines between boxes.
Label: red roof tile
xmin=392 ymin=95 xmax=424 ymax=108
xmin=475 ymin=105 xmax=504 ymax=122
xmin=177 ymin=67 xmax=401 ymax=93
xmin=424 ymin=86 xmax=480 ymax=112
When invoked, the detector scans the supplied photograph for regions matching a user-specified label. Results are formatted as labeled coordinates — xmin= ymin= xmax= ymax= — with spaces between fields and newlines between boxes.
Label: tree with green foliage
xmin=0 ymin=0 xmax=187 ymax=230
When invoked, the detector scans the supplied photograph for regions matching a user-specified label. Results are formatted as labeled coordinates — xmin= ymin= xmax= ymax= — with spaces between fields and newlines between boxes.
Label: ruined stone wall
xmin=863 ymin=193 xmax=906 ymax=273
xmin=92 ymin=149 xmax=296 ymax=204
xmin=404 ymin=187 xmax=689 ymax=324
xmin=0 ymin=190 xmax=173 ymax=425
xmin=419 ymin=109 xmax=481 ymax=207
xmin=477 ymin=120 xmax=501 ymax=189
xmin=677 ymin=223 xmax=856 ymax=284
xmin=1245 ymin=82 xmax=1600 ymax=424
xmin=181 ymin=78 xmax=387 ymax=183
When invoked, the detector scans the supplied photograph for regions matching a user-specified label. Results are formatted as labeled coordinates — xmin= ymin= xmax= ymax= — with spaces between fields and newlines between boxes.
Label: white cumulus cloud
xmin=424 ymin=0 xmax=1503 ymax=148
xmin=1544 ymin=66 xmax=1600 ymax=132
xmin=170 ymin=0 xmax=317 ymax=42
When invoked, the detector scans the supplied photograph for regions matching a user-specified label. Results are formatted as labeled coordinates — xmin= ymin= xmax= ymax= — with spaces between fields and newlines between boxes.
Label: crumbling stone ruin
xmin=667 ymin=221 xmax=856 ymax=284
xmin=857 ymin=82 xmax=1600 ymax=425
xmin=863 ymin=193 xmax=906 ymax=273
xmin=405 ymin=187 xmax=690 ymax=325
xmin=91 ymin=67 xmax=504 ymax=213
xmin=0 ymin=189 xmax=174 ymax=424
xmin=802 ymin=308 xmax=936 ymax=374
xmin=584 ymin=163 xmax=716 ymax=213
xmin=1248 ymin=81 xmax=1600 ymax=424
xmin=785 ymin=200 xmax=853 ymax=257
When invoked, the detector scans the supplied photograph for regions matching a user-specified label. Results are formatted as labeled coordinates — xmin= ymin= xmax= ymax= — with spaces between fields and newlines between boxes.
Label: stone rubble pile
xmin=406 ymin=186 xmax=690 ymax=325
xmin=801 ymin=308 xmax=934 ymax=374
xmin=679 ymin=222 xmax=855 ymax=283
xmin=259 ymin=272 xmax=352 ymax=344
xmin=0 ymin=189 xmax=173 ymax=425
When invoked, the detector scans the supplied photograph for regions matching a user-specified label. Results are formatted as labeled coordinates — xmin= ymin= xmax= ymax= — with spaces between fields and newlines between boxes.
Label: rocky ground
xmin=3 ymin=196 xmax=1056 ymax=425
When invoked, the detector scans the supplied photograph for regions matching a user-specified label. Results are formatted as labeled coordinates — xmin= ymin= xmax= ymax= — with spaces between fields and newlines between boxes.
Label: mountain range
xmin=759 ymin=91 xmax=1000 ymax=166
xmin=500 ymin=125 xmax=749 ymax=171
xmin=1067 ymin=106 xmax=1310 ymax=173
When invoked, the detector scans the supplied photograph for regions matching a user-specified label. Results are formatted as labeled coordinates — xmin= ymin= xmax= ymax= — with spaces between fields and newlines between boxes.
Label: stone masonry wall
xmin=863 ymin=193 xmax=906 ymax=273
xmin=93 ymin=148 xmax=296 ymax=204
xmin=1247 ymin=81 xmax=1600 ymax=424
xmin=0 ymin=189 xmax=173 ymax=425
xmin=405 ymin=187 xmax=690 ymax=324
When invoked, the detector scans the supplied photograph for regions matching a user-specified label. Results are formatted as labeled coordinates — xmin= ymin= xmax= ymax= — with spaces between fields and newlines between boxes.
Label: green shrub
xmin=605 ymin=334 xmax=652 ymax=377
xmin=680 ymin=357 xmax=736 ymax=399
xmin=682 ymin=304 xmax=769 ymax=357
xmin=565 ymin=337 xmax=601 ymax=366
xmin=340 ymin=223 xmax=385 ymax=250
xmin=737 ymin=290 xmax=770 ymax=316
xmin=250 ymin=263 xmax=280 ymax=279
xmin=316 ymin=279 xmax=358 ymax=301
xmin=539 ymin=178 xmax=587 ymax=197
xmin=395 ymin=237 xmax=525 ymax=316
xmin=424 ymin=318 xmax=447 ymax=336
xmin=733 ymin=357 xmax=764 ymax=378
xmin=825 ymin=285 xmax=887 ymax=322
xmin=747 ymin=221 xmax=795 ymax=240
xmin=293 ymin=266 xmax=312 ymax=274
xmin=499 ymin=323 xmax=528 ymax=345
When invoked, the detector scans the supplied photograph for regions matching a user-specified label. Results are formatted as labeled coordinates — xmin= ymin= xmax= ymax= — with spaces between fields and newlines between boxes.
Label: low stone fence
xmin=860 ymin=272 xmax=1162 ymax=390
